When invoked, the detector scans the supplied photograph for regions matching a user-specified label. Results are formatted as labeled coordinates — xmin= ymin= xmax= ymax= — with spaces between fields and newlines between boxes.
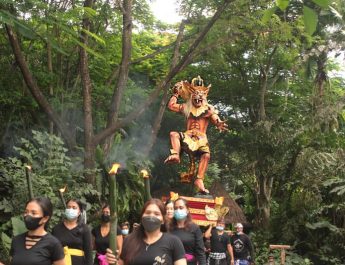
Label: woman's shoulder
xmin=189 ymin=222 xmax=200 ymax=231
xmin=12 ymin=232 xmax=26 ymax=242
xmin=52 ymin=222 xmax=64 ymax=231
xmin=45 ymin=232 xmax=63 ymax=244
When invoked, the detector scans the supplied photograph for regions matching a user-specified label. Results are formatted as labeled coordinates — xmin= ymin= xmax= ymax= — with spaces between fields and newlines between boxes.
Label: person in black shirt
xmin=10 ymin=197 xmax=65 ymax=265
xmin=168 ymin=198 xmax=206 ymax=265
xmin=106 ymin=198 xmax=186 ymax=265
xmin=52 ymin=199 xmax=92 ymax=265
xmin=204 ymin=219 xmax=234 ymax=265
xmin=230 ymin=223 xmax=254 ymax=265
xmin=92 ymin=204 xmax=123 ymax=265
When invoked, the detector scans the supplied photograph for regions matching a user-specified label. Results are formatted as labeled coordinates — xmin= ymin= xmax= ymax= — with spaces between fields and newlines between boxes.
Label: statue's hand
xmin=217 ymin=120 xmax=229 ymax=132
xmin=172 ymin=86 xmax=180 ymax=97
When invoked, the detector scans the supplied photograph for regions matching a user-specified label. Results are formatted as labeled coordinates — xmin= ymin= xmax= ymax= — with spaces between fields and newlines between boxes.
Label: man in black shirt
xmin=230 ymin=223 xmax=254 ymax=265
xmin=204 ymin=219 xmax=234 ymax=265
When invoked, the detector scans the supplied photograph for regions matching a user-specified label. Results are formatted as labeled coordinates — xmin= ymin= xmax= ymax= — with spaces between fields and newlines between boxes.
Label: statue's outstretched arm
xmin=210 ymin=110 xmax=228 ymax=132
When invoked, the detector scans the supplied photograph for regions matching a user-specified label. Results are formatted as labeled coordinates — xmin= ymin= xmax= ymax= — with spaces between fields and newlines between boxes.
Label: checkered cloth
xmin=207 ymin=252 xmax=227 ymax=265
xmin=209 ymin=252 xmax=227 ymax=260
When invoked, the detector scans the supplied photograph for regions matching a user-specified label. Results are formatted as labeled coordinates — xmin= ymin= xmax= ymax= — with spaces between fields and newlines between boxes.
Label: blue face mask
xmin=65 ymin=208 xmax=79 ymax=220
xmin=121 ymin=229 xmax=129 ymax=235
xmin=216 ymin=226 xmax=224 ymax=231
xmin=174 ymin=209 xmax=187 ymax=220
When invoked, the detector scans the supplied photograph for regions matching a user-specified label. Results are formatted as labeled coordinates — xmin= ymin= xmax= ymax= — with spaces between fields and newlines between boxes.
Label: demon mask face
xmin=191 ymin=90 xmax=207 ymax=108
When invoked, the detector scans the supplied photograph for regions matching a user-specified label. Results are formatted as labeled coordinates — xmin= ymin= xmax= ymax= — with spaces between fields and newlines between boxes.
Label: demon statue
xmin=164 ymin=76 xmax=228 ymax=195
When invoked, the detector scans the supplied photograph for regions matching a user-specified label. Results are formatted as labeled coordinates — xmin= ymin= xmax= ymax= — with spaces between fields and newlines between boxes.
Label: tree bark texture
xmin=142 ymin=20 xmax=186 ymax=157
xmin=5 ymin=24 xmax=76 ymax=149
xmin=103 ymin=0 xmax=133 ymax=156
xmin=80 ymin=0 xmax=96 ymax=184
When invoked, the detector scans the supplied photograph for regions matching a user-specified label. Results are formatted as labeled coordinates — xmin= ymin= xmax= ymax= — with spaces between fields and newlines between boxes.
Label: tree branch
xmin=5 ymin=24 xmax=76 ymax=149
xmin=93 ymin=0 xmax=232 ymax=145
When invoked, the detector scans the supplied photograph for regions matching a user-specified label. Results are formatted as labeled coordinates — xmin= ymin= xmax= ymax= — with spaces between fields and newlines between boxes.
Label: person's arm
xmin=204 ymin=224 xmax=213 ymax=239
xmin=106 ymin=248 xmax=124 ymax=265
xmin=82 ymin=225 xmax=93 ymax=265
xmin=116 ymin=234 xmax=123 ymax=255
xmin=247 ymin=236 xmax=255 ymax=264
xmin=193 ymin=225 xmax=207 ymax=265
xmin=227 ymin=243 xmax=234 ymax=265
xmin=53 ymin=258 xmax=66 ymax=265
xmin=174 ymin=258 xmax=187 ymax=265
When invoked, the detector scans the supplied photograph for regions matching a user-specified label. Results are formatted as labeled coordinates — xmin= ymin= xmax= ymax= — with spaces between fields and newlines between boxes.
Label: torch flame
xmin=109 ymin=163 xmax=121 ymax=175
xmin=140 ymin=169 xmax=149 ymax=179
xmin=59 ymin=185 xmax=67 ymax=193
xmin=25 ymin=165 xmax=32 ymax=170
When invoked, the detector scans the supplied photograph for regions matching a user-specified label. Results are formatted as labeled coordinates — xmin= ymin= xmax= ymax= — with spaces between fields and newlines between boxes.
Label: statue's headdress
xmin=173 ymin=75 xmax=211 ymax=101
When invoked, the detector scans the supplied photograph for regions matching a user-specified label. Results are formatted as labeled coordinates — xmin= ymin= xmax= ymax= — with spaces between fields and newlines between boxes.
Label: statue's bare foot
xmin=194 ymin=178 xmax=209 ymax=194
xmin=164 ymin=154 xmax=180 ymax=164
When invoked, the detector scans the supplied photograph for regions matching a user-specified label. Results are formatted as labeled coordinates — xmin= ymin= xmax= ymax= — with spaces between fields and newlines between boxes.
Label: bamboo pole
xmin=25 ymin=165 xmax=34 ymax=199
xmin=58 ymin=185 xmax=67 ymax=208
xmin=109 ymin=163 xmax=120 ymax=255
xmin=140 ymin=169 xmax=151 ymax=201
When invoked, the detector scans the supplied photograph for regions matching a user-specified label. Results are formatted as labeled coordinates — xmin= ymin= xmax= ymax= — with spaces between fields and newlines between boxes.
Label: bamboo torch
xmin=58 ymin=185 xmax=67 ymax=208
xmin=140 ymin=169 xmax=152 ymax=201
xmin=108 ymin=163 xmax=120 ymax=255
xmin=25 ymin=165 xmax=34 ymax=199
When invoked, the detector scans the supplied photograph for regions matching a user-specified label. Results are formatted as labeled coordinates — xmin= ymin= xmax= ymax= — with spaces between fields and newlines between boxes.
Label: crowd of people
xmin=3 ymin=196 xmax=254 ymax=265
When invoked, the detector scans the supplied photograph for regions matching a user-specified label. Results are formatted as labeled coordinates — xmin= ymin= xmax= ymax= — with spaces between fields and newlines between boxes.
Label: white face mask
xmin=65 ymin=208 xmax=79 ymax=220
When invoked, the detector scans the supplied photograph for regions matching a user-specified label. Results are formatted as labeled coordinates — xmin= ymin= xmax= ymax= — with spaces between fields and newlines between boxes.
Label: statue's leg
xmin=164 ymin=132 xmax=181 ymax=164
xmin=194 ymin=152 xmax=210 ymax=193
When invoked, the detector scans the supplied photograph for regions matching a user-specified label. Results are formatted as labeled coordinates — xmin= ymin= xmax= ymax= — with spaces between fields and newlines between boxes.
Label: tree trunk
xmin=5 ymin=24 xmax=76 ymax=149
xmin=47 ymin=41 xmax=54 ymax=134
xmin=142 ymin=20 xmax=186 ymax=157
xmin=255 ymin=172 xmax=273 ymax=228
xmin=103 ymin=0 xmax=133 ymax=156
xmin=80 ymin=0 xmax=96 ymax=184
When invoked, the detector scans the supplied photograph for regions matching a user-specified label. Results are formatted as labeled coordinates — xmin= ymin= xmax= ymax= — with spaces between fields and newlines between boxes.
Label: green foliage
xmin=303 ymin=6 xmax=318 ymax=35
xmin=0 ymin=130 xmax=100 ymax=260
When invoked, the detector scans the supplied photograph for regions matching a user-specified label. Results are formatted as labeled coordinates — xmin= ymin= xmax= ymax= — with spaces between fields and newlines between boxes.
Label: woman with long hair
xmin=168 ymin=198 xmax=206 ymax=265
xmin=52 ymin=199 xmax=92 ymax=265
xmin=107 ymin=198 xmax=187 ymax=265
xmin=92 ymin=203 xmax=123 ymax=265
xmin=10 ymin=197 xmax=65 ymax=265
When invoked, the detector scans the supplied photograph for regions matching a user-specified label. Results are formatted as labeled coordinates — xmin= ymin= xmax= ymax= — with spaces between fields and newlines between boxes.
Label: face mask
xmin=101 ymin=214 xmax=110 ymax=223
xmin=216 ymin=226 xmax=224 ymax=231
xmin=65 ymin=208 xmax=79 ymax=220
xmin=24 ymin=215 xmax=43 ymax=231
xmin=141 ymin=216 xmax=162 ymax=232
xmin=174 ymin=209 xmax=187 ymax=220
xmin=121 ymin=229 xmax=129 ymax=235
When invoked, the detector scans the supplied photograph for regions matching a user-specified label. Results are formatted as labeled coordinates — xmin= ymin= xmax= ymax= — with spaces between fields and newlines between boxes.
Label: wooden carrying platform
xmin=169 ymin=192 xmax=227 ymax=226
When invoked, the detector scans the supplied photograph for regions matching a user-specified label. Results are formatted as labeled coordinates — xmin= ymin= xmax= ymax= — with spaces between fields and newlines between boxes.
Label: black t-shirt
xmin=52 ymin=222 xmax=93 ymax=265
xmin=230 ymin=233 xmax=254 ymax=260
xmin=10 ymin=232 xmax=64 ymax=265
xmin=121 ymin=233 xmax=185 ymax=265
xmin=91 ymin=225 xmax=121 ymax=265
xmin=210 ymin=228 xmax=230 ymax=253
xmin=170 ymin=223 xmax=206 ymax=265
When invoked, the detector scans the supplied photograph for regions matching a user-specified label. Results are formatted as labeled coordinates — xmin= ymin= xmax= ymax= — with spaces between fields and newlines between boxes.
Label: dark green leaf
xmin=303 ymin=5 xmax=318 ymax=35
xmin=276 ymin=0 xmax=289 ymax=11
xmin=262 ymin=7 xmax=277 ymax=23
xmin=311 ymin=0 xmax=330 ymax=8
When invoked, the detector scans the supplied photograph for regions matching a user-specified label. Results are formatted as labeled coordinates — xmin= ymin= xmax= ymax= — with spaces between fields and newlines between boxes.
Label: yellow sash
xmin=63 ymin=246 xmax=84 ymax=265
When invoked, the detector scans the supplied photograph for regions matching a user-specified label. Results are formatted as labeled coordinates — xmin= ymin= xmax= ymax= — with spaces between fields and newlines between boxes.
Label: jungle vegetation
xmin=0 ymin=0 xmax=345 ymax=264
